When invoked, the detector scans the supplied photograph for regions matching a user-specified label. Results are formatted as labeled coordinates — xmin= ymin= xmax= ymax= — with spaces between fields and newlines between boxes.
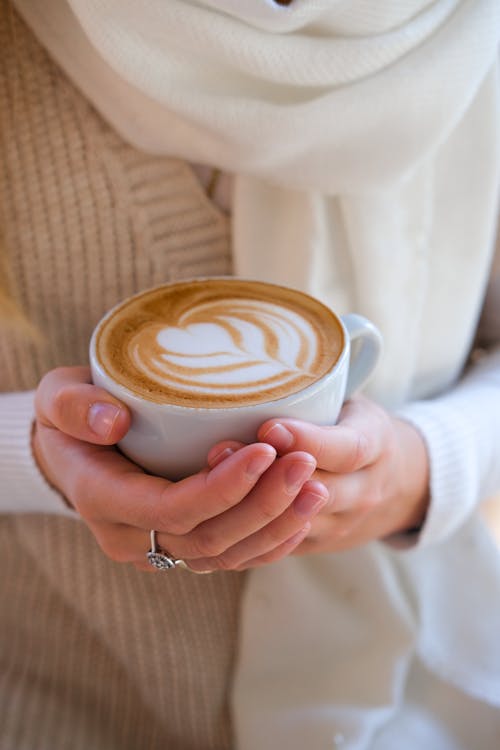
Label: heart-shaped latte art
xmin=97 ymin=279 xmax=344 ymax=407
xmin=128 ymin=299 xmax=319 ymax=397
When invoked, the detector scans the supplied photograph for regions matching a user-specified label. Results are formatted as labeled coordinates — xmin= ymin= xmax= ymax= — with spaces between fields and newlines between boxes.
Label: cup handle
xmin=341 ymin=314 xmax=383 ymax=400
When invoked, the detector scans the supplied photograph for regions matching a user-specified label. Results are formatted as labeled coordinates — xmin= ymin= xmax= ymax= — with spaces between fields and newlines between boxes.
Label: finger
xmin=181 ymin=480 xmax=327 ymax=570
xmin=90 ymin=480 xmax=323 ymax=569
xmin=91 ymin=482 xmax=322 ymax=571
xmin=295 ymin=470 xmax=381 ymax=552
xmin=164 ymin=452 xmax=318 ymax=560
xmin=153 ymin=442 xmax=278 ymax=532
xmin=231 ymin=524 xmax=311 ymax=571
xmin=87 ymin=480 xmax=322 ymax=567
xmin=82 ymin=440 xmax=276 ymax=530
xmin=297 ymin=508 xmax=375 ymax=556
xmin=89 ymin=520 xmax=149 ymax=565
xmin=40 ymin=424 xmax=278 ymax=533
xmin=35 ymin=366 xmax=130 ymax=444
xmin=83 ymin=520 xmax=185 ymax=572
xmin=258 ymin=418 xmax=378 ymax=473
xmin=313 ymin=467 xmax=376 ymax=514
xmin=184 ymin=524 xmax=312 ymax=573
xmin=207 ymin=441 xmax=246 ymax=468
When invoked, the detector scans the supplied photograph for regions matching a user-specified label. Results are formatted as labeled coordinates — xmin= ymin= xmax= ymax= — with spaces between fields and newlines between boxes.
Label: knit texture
xmin=0 ymin=1 xmax=231 ymax=393
xmin=0 ymin=391 xmax=75 ymax=515
xmin=0 ymin=515 xmax=245 ymax=750
xmin=0 ymin=4 xmax=242 ymax=748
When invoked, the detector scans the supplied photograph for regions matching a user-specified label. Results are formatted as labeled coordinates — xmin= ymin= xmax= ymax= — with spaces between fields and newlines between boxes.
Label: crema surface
xmin=95 ymin=279 xmax=343 ymax=407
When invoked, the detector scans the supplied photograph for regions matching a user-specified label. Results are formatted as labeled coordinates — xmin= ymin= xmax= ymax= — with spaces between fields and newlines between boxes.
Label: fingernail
xmin=260 ymin=423 xmax=294 ymax=452
xmin=245 ymin=449 xmax=276 ymax=480
xmin=294 ymin=488 xmax=328 ymax=518
xmin=88 ymin=402 xmax=121 ymax=438
xmin=285 ymin=460 xmax=316 ymax=493
xmin=208 ymin=446 xmax=235 ymax=468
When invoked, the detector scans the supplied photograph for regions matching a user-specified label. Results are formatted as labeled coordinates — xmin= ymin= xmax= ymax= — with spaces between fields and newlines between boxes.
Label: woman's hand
xmin=32 ymin=366 xmax=329 ymax=572
xmin=210 ymin=396 xmax=430 ymax=555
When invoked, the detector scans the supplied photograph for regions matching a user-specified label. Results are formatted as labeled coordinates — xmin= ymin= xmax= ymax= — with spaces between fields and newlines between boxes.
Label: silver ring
xmin=147 ymin=530 xmax=188 ymax=571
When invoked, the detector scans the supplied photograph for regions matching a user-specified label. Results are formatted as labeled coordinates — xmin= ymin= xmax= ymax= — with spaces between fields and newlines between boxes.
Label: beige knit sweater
xmin=0 ymin=4 xmax=244 ymax=748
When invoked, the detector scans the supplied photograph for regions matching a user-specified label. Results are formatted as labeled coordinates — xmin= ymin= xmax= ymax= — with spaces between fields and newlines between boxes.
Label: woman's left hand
xmin=209 ymin=395 xmax=430 ymax=556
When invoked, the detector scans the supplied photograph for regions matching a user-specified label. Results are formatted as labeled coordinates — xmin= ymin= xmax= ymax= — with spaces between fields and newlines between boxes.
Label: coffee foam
xmin=95 ymin=279 xmax=343 ymax=407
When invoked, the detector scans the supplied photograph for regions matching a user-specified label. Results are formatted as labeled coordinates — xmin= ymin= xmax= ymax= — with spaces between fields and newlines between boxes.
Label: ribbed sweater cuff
xmin=0 ymin=391 xmax=77 ymax=516
xmin=395 ymin=401 xmax=479 ymax=547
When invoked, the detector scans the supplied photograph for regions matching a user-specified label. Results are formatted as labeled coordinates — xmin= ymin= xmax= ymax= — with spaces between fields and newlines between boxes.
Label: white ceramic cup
xmin=89 ymin=286 xmax=382 ymax=480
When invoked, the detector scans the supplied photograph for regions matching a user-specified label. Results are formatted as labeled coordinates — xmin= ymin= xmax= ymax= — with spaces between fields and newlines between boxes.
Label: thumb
xmin=35 ymin=365 xmax=130 ymax=445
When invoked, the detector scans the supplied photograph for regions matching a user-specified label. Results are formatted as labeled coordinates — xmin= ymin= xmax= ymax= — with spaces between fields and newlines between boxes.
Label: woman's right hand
xmin=32 ymin=366 xmax=328 ymax=572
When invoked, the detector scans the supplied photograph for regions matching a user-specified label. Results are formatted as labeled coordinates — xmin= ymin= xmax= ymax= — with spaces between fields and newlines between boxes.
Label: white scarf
xmin=63 ymin=0 xmax=495 ymax=192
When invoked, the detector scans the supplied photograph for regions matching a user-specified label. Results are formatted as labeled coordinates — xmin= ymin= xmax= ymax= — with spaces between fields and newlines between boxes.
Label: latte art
xmin=95 ymin=279 xmax=343 ymax=407
xmin=129 ymin=299 xmax=320 ymax=398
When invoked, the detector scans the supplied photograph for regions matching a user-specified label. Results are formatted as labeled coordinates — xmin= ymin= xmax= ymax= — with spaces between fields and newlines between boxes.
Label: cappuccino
xmin=90 ymin=278 xmax=381 ymax=477
xmin=95 ymin=278 xmax=343 ymax=408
